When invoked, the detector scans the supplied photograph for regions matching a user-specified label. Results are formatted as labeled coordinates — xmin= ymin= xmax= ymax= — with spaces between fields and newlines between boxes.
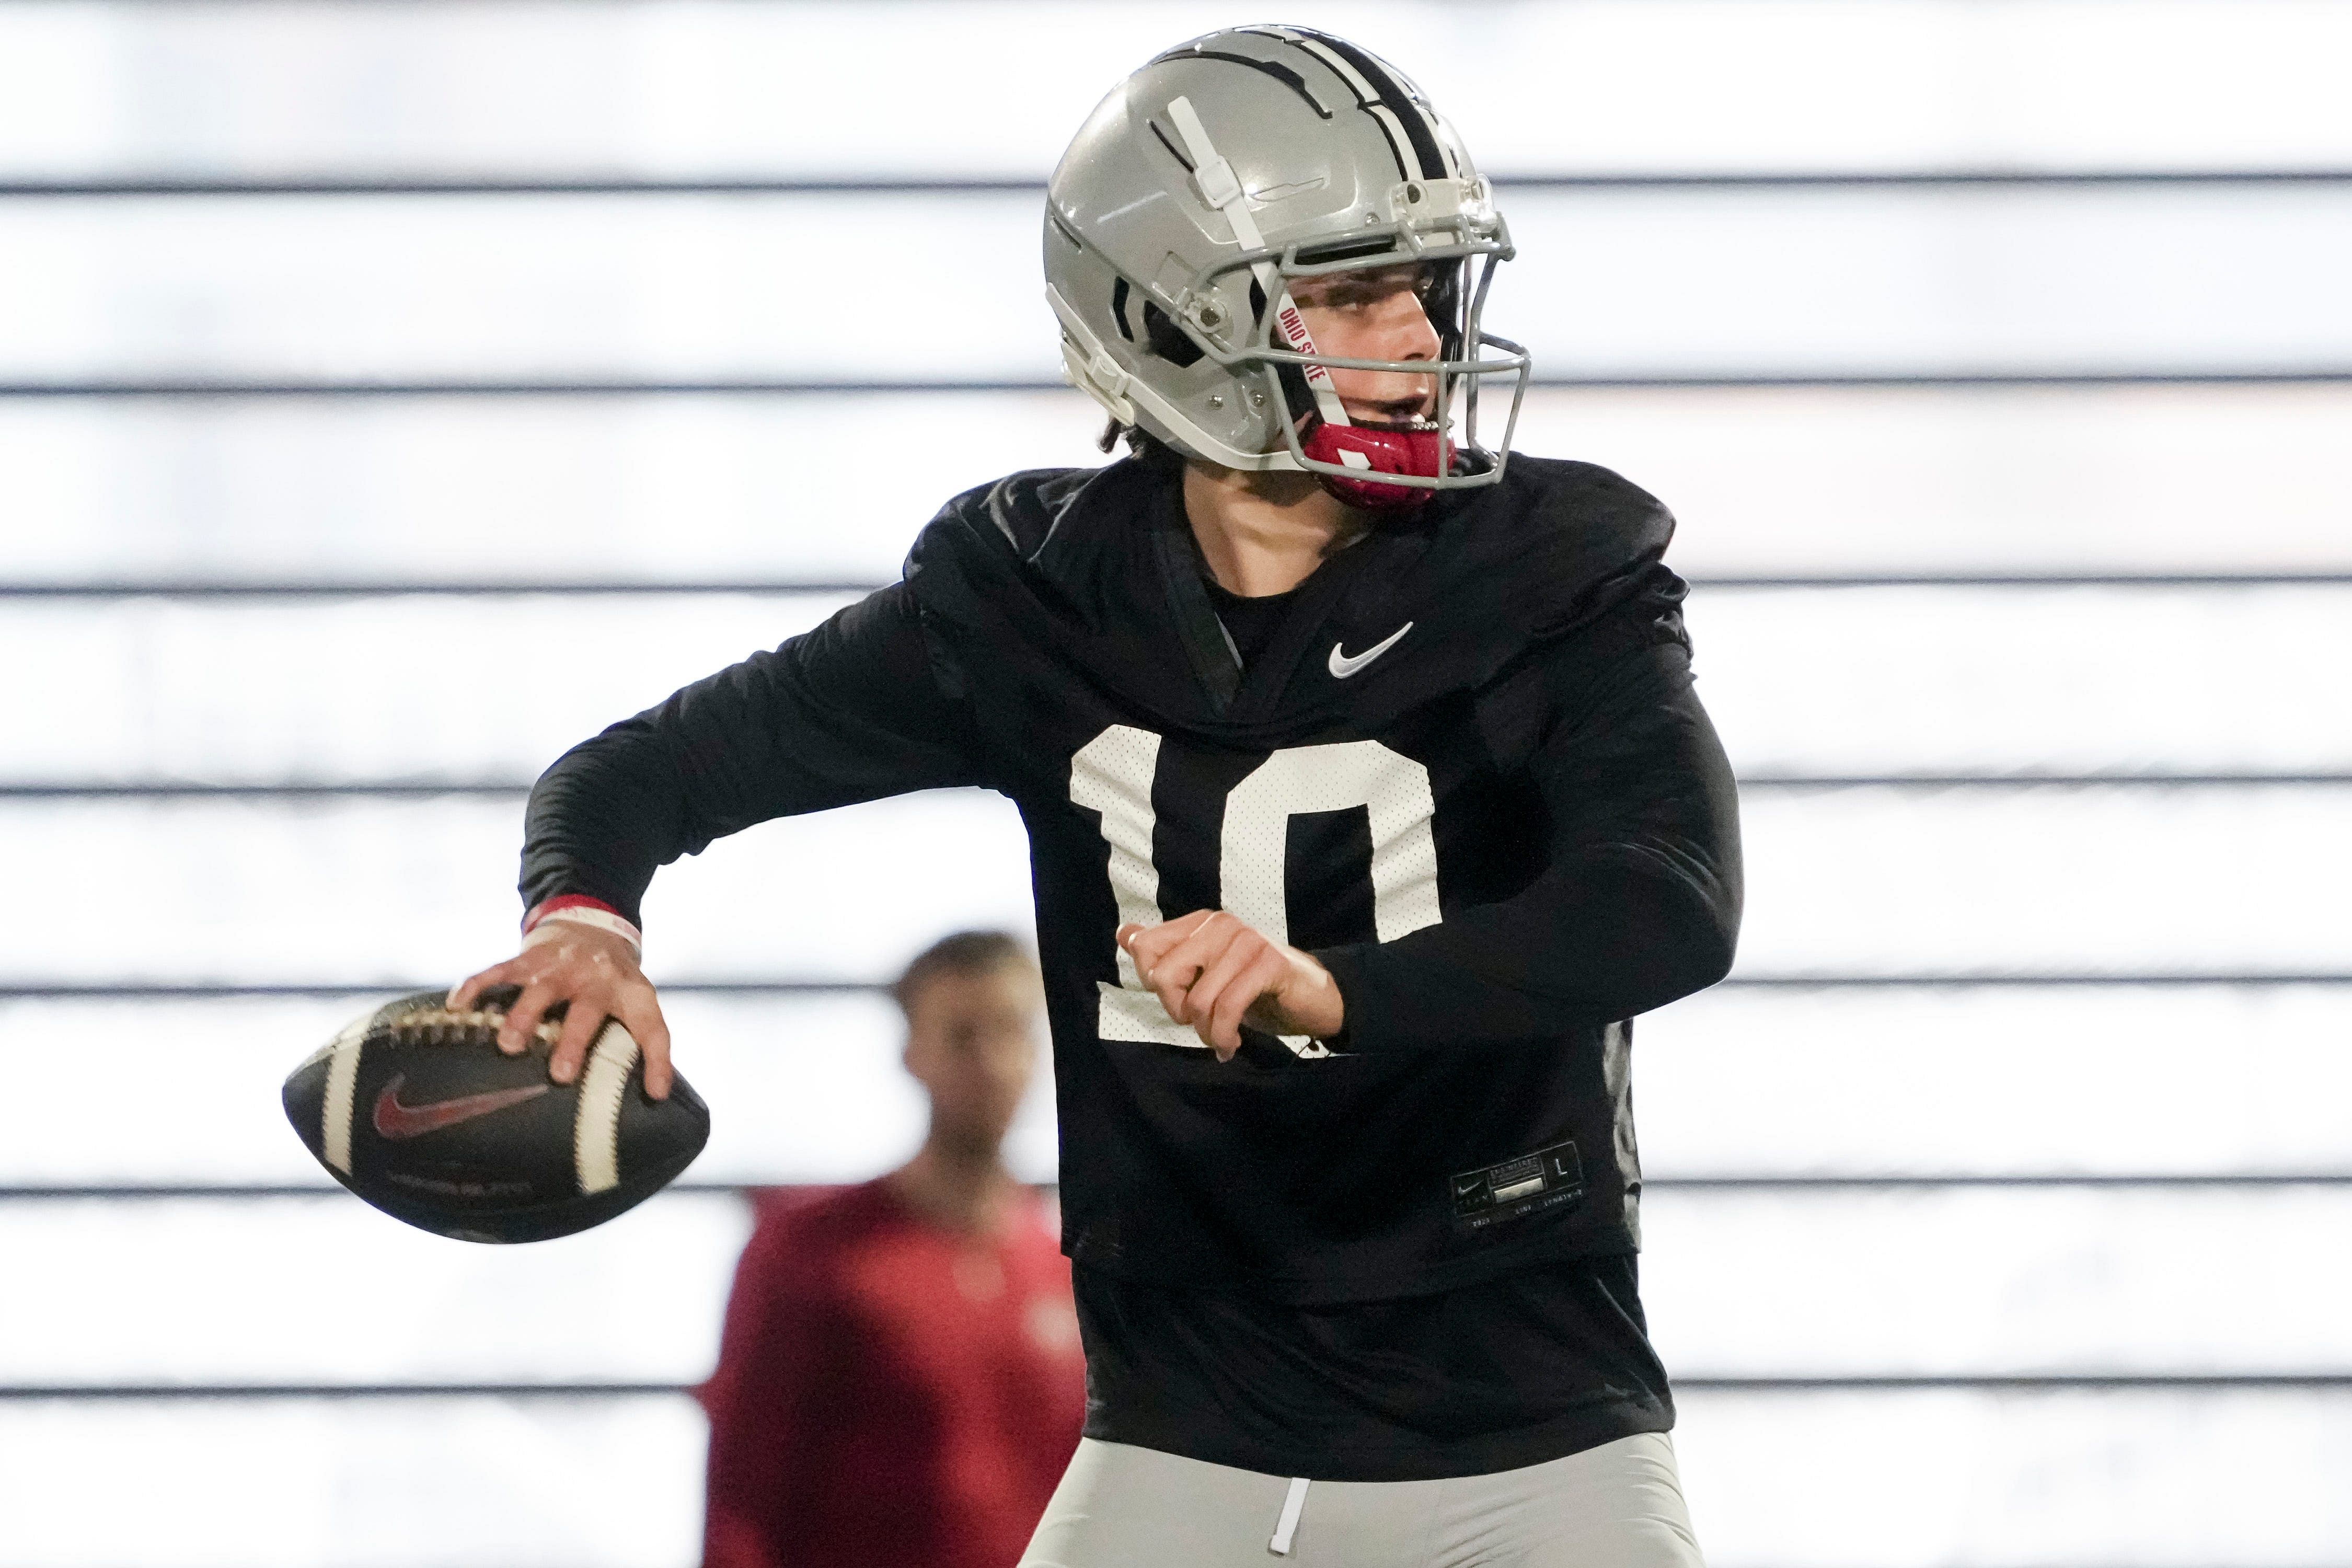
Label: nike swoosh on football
xmin=1328 ymin=621 xmax=1413 ymax=679
xmin=372 ymin=1075 xmax=551 ymax=1141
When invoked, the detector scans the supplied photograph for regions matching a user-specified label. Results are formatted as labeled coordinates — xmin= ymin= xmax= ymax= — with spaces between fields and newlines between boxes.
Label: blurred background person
xmin=698 ymin=931 xmax=1084 ymax=1568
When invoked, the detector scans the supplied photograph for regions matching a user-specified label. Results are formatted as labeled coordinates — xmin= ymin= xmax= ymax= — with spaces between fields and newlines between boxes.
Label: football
xmin=283 ymin=986 xmax=710 ymax=1243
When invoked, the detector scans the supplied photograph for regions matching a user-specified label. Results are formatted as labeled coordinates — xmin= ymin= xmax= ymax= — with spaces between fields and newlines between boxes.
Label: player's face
xmin=902 ymin=962 xmax=1043 ymax=1156
xmin=1287 ymin=263 xmax=1443 ymax=426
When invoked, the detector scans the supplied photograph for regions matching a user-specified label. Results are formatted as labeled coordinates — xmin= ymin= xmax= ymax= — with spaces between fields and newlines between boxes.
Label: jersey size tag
xmin=1449 ymin=1139 xmax=1585 ymax=1231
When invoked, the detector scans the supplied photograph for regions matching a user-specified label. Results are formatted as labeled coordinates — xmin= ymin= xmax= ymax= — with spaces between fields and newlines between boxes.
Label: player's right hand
xmin=448 ymin=926 xmax=675 ymax=1100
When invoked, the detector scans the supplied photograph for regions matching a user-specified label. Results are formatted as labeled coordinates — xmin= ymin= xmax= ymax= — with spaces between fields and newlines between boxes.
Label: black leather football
xmin=283 ymin=986 xmax=709 ymax=1243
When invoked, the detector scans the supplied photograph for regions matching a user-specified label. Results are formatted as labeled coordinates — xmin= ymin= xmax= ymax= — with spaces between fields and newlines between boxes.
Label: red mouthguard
xmin=1302 ymin=421 xmax=1450 ymax=511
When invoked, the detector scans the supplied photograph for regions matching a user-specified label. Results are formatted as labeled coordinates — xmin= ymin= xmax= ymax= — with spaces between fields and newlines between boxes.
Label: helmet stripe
xmin=1246 ymin=28 xmax=1409 ymax=181
xmin=1151 ymin=45 xmax=1334 ymax=120
xmin=1279 ymin=28 xmax=1450 ymax=182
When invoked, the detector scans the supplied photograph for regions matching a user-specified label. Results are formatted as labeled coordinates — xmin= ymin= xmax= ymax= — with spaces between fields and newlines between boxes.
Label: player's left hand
xmin=1116 ymin=910 xmax=1345 ymax=1062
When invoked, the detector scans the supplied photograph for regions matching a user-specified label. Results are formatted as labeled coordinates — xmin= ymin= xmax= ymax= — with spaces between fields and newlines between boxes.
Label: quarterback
xmin=455 ymin=25 xmax=1741 ymax=1568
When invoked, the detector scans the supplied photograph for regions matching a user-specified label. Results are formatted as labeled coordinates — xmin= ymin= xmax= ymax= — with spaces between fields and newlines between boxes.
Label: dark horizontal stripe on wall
xmin=1 ymin=579 xmax=894 ymax=599
xmin=1692 ymin=573 xmax=2352 ymax=589
xmin=7 ymin=975 xmax=2350 ymax=1002
xmin=0 ymin=981 xmax=883 ymax=1000
xmin=1676 ymin=1374 xmax=2352 ymax=1392
xmin=6 ymin=773 xmax=2348 ymax=801
xmin=5 ymin=371 xmax=2350 ymax=399
xmin=1734 ymin=773 xmax=2352 ymax=789
xmin=0 ymin=1382 xmax=694 ymax=1402
xmin=7 ymin=572 xmax=2350 ymax=599
xmin=9 ymin=1373 xmax=2350 ymax=1401
xmin=0 ymin=782 xmax=531 ymax=800
xmin=1646 ymin=1174 xmax=2352 ymax=1192
xmin=5 ymin=1173 xmax=2346 ymax=1203
xmin=6 ymin=168 xmax=2351 ymax=198
xmin=1721 ymin=973 xmax=2352 ymax=988
xmin=0 ymin=579 xmax=886 ymax=598
xmin=0 ymin=378 xmax=1070 ymax=399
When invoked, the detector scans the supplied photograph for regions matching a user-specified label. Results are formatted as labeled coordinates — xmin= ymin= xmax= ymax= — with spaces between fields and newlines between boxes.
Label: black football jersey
xmin=523 ymin=454 xmax=1742 ymax=1305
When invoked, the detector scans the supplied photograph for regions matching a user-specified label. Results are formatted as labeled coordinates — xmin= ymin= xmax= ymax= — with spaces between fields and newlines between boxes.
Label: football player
xmin=453 ymin=26 xmax=1740 ymax=1567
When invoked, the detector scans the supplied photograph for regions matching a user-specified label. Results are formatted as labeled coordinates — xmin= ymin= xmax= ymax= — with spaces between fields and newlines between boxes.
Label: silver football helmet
xmin=1044 ymin=25 xmax=1530 ymax=510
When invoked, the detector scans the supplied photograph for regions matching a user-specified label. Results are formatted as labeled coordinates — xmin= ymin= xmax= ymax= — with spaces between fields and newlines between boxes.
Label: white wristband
xmin=523 ymin=906 xmax=643 ymax=960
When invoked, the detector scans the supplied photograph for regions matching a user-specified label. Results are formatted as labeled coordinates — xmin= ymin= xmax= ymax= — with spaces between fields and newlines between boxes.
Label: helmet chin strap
xmin=1165 ymin=97 xmax=1438 ymax=512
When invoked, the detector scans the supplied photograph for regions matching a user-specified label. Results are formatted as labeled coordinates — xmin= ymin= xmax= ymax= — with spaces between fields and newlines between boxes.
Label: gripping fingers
xmin=1206 ymin=947 xmax=1290 ymax=1058
xmin=1151 ymin=952 xmax=1211 ymax=1024
xmin=501 ymin=980 xmax=559 ymax=1057
xmin=1155 ymin=919 xmax=1240 ymax=1025
xmin=1119 ymin=911 xmax=1215 ymax=977
xmin=1185 ymin=933 xmax=1266 ymax=1051
xmin=1125 ymin=921 xmax=1204 ymax=1019
xmin=447 ymin=960 xmax=520 ymax=1013
xmin=551 ymin=999 xmax=607 ymax=1087
xmin=619 ymin=990 xmax=675 ymax=1100
xmin=545 ymin=992 xmax=612 ymax=1086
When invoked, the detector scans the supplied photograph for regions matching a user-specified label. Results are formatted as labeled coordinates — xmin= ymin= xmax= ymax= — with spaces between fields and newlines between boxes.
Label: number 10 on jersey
xmin=1070 ymin=724 xmax=1444 ymax=1054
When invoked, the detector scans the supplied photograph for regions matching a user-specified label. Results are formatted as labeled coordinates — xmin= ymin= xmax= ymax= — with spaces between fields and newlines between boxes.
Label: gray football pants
xmin=1019 ymin=1432 xmax=1706 ymax=1568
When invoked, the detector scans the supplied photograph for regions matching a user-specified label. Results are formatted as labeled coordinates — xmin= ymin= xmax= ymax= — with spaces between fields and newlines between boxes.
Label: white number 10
xmin=1070 ymin=723 xmax=1442 ymax=1053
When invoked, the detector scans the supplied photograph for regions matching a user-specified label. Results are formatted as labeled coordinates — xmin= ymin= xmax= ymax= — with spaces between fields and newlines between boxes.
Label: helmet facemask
xmin=1152 ymin=95 xmax=1529 ymax=512
xmin=1252 ymin=252 xmax=1512 ymax=512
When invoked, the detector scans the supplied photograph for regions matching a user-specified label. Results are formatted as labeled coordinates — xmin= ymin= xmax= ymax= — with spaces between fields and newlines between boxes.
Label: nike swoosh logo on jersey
xmin=372 ymin=1075 xmax=550 ymax=1141
xmin=1328 ymin=621 xmax=1413 ymax=679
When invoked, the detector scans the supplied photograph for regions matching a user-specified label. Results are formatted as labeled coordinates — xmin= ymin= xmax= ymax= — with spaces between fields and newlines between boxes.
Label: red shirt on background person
xmin=699 ymin=933 xmax=1087 ymax=1568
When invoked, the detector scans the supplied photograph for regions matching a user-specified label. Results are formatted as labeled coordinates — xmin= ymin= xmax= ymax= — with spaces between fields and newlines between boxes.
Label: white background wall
xmin=2 ymin=3 xmax=2349 ymax=1565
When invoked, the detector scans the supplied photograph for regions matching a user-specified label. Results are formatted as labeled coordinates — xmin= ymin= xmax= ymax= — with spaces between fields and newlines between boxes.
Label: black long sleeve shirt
xmin=523 ymin=454 xmax=1740 ymax=1477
